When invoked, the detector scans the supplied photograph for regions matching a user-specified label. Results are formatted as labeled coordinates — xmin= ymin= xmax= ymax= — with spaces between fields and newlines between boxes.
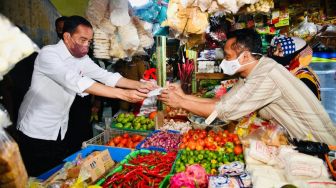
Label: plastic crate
xmin=96 ymin=149 xmax=176 ymax=186
xmin=82 ymin=128 xmax=150 ymax=149
xmin=135 ymin=130 xmax=181 ymax=152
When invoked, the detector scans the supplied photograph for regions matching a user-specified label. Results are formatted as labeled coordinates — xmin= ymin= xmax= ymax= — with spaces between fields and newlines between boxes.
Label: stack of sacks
xmin=85 ymin=0 xmax=154 ymax=60
xmin=244 ymin=140 xmax=335 ymax=188
xmin=0 ymin=14 xmax=38 ymax=80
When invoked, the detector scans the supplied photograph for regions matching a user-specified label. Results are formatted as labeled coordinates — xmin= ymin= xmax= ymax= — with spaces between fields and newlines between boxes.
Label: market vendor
xmin=268 ymin=36 xmax=321 ymax=100
xmin=16 ymin=15 xmax=155 ymax=176
xmin=159 ymin=29 xmax=336 ymax=146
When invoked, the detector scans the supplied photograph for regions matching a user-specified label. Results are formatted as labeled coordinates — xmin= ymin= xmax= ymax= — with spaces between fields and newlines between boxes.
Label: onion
xmin=141 ymin=131 xmax=181 ymax=152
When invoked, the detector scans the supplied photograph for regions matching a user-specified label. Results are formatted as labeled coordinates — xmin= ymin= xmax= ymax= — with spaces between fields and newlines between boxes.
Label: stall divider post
xmin=155 ymin=36 xmax=167 ymax=129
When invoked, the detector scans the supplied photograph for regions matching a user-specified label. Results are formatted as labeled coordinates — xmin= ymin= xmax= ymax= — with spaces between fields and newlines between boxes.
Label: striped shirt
xmin=216 ymin=57 xmax=336 ymax=145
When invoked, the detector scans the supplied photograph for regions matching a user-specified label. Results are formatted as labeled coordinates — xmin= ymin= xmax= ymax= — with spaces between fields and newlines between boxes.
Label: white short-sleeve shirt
xmin=17 ymin=40 xmax=122 ymax=141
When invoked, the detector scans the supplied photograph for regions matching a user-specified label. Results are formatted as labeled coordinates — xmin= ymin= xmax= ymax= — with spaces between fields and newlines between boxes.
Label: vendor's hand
xmin=158 ymin=89 xmax=183 ymax=108
xmin=167 ymin=83 xmax=185 ymax=97
xmin=137 ymin=81 xmax=157 ymax=93
xmin=123 ymin=90 xmax=148 ymax=103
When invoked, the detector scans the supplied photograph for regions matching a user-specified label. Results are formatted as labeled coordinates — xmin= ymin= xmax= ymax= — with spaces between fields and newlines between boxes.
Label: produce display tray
xmin=110 ymin=120 xmax=155 ymax=133
xmin=96 ymin=149 xmax=175 ymax=187
xmin=135 ymin=130 xmax=181 ymax=152
xmin=82 ymin=128 xmax=150 ymax=149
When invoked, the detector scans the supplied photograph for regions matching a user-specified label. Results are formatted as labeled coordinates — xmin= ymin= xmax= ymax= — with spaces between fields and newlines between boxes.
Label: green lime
xmin=211 ymin=163 xmax=217 ymax=169
xmin=121 ymin=119 xmax=128 ymax=124
xmin=115 ymin=123 xmax=123 ymax=128
xmin=124 ymin=122 xmax=132 ymax=128
xmin=117 ymin=117 xmax=123 ymax=123
xmin=188 ymin=158 xmax=194 ymax=165
xmin=118 ymin=113 xmax=125 ymax=119
xmin=197 ymin=154 xmax=204 ymax=160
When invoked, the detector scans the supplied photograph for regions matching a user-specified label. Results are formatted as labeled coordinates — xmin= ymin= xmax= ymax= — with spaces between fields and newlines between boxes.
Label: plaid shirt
xmin=216 ymin=57 xmax=336 ymax=145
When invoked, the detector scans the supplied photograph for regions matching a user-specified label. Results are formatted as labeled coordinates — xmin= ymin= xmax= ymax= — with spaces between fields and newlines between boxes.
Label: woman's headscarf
xmin=270 ymin=36 xmax=320 ymax=100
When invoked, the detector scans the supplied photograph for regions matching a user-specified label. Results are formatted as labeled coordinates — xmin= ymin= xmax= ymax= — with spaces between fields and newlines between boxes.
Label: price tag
xmin=80 ymin=150 xmax=114 ymax=183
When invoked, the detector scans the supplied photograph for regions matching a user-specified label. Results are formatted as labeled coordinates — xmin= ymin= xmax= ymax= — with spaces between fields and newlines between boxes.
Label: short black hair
xmin=227 ymin=29 xmax=262 ymax=55
xmin=62 ymin=15 xmax=92 ymax=35
xmin=55 ymin=16 xmax=68 ymax=28
xmin=55 ymin=16 xmax=68 ymax=39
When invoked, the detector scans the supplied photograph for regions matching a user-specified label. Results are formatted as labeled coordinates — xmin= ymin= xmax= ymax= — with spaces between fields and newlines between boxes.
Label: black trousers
xmin=64 ymin=95 xmax=92 ymax=156
xmin=17 ymin=130 xmax=67 ymax=177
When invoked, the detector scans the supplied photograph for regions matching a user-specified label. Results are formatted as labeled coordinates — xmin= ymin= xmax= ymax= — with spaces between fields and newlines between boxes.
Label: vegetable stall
xmin=0 ymin=0 xmax=336 ymax=188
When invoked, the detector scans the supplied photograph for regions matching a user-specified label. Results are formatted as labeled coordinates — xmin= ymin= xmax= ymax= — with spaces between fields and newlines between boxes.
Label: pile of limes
xmin=114 ymin=113 xmax=155 ymax=131
xmin=174 ymin=149 xmax=244 ymax=175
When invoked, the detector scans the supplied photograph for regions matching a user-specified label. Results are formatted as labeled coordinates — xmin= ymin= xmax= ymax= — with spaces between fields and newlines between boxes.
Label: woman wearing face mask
xmin=269 ymin=36 xmax=321 ymax=100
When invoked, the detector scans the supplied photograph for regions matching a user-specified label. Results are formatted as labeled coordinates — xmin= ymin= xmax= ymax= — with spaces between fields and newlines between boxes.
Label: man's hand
xmin=122 ymin=90 xmax=148 ymax=103
xmin=158 ymin=89 xmax=183 ymax=108
xmin=167 ymin=83 xmax=185 ymax=97
xmin=137 ymin=81 xmax=157 ymax=93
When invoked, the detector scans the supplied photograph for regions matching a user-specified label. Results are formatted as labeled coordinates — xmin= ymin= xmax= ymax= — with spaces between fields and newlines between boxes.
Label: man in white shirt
xmin=16 ymin=16 xmax=155 ymax=176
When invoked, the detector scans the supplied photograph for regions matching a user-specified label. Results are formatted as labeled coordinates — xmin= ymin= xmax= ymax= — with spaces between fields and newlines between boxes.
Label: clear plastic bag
xmin=0 ymin=14 xmax=39 ymax=80
xmin=0 ymin=128 xmax=28 ymax=187
xmin=241 ymin=122 xmax=289 ymax=147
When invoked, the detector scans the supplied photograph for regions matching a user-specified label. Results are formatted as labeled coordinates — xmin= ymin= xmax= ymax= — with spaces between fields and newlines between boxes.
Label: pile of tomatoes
xmin=179 ymin=129 xmax=243 ymax=155
xmin=106 ymin=133 xmax=145 ymax=149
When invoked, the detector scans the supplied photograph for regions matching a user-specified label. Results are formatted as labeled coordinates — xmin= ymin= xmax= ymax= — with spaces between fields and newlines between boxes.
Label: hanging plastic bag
xmin=0 ymin=129 xmax=28 ymax=187
xmin=132 ymin=0 xmax=169 ymax=36
xmin=0 ymin=14 xmax=39 ymax=80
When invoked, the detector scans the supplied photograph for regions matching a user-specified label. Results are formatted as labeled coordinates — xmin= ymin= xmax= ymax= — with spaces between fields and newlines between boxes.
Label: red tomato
xmin=123 ymin=133 xmax=129 ymax=138
xmin=113 ymin=136 xmax=122 ymax=144
xmin=206 ymin=136 xmax=214 ymax=143
xmin=208 ymin=130 xmax=216 ymax=137
xmin=234 ymin=145 xmax=243 ymax=155
xmin=192 ymin=134 xmax=199 ymax=140
xmin=224 ymin=130 xmax=229 ymax=134
xmin=188 ymin=141 xmax=196 ymax=150
xmin=126 ymin=141 xmax=133 ymax=148
xmin=182 ymin=137 xmax=188 ymax=143
xmin=117 ymin=143 xmax=124 ymax=147
xmin=149 ymin=111 xmax=157 ymax=120
xmin=179 ymin=143 xmax=186 ymax=149
xmin=199 ymin=140 xmax=205 ymax=147
xmin=196 ymin=145 xmax=204 ymax=151
xmin=214 ymin=136 xmax=221 ymax=142
xmin=199 ymin=132 xmax=206 ymax=139
xmin=120 ymin=138 xmax=128 ymax=146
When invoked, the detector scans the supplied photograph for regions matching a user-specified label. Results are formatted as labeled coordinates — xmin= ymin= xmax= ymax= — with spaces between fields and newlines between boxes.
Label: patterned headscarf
xmin=271 ymin=36 xmax=307 ymax=56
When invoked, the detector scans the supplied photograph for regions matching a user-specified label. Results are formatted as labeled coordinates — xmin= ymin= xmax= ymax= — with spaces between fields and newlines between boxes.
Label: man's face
xmin=272 ymin=44 xmax=284 ymax=57
xmin=224 ymin=38 xmax=239 ymax=61
xmin=64 ymin=24 xmax=93 ymax=58
xmin=66 ymin=24 xmax=93 ymax=47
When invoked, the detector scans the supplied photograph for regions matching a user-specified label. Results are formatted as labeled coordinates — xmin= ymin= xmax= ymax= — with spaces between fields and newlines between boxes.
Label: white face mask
xmin=220 ymin=53 xmax=244 ymax=75
xmin=220 ymin=52 xmax=260 ymax=75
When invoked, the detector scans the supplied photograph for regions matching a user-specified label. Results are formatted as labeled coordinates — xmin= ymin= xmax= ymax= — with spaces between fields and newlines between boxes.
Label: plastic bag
xmin=291 ymin=16 xmax=318 ymax=41
xmin=0 ymin=14 xmax=39 ymax=80
xmin=241 ymin=122 xmax=289 ymax=147
xmin=0 ymin=128 xmax=28 ymax=187
xmin=0 ymin=105 xmax=11 ymax=128
xmin=133 ymin=0 xmax=169 ymax=36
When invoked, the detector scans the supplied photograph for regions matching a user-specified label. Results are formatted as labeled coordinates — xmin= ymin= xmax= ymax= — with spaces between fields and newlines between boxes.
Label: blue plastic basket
xmin=63 ymin=145 xmax=131 ymax=163
xmin=135 ymin=130 xmax=181 ymax=152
